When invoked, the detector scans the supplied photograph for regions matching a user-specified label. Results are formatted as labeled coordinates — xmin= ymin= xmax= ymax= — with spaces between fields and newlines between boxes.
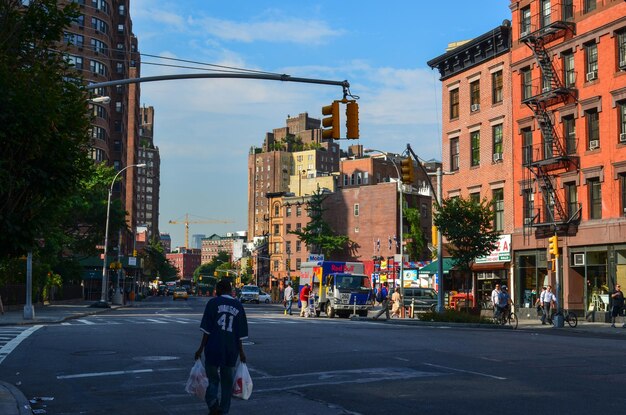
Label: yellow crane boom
xmin=169 ymin=213 xmax=233 ymax=249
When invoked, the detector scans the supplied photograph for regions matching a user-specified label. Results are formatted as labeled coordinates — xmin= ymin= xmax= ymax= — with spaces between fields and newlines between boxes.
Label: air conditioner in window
xmin=620 ymin=133 xmax=626 ymax=143
xmin=589 ymin=139 xmax=599 ymax=150
xmin=493 ymin=153 xmax=503 ymax=162
xmin=471 ymin=104 xmax=480 ymax=112
xmin=573 ymin=253 xmax=585 ymax=266
xmin=586 ymin=71 xmax=597 ymax=81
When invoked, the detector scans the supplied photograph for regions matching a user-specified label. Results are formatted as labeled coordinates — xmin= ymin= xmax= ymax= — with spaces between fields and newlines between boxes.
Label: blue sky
xmin=129 ymin=0 xmax=511 ymax=248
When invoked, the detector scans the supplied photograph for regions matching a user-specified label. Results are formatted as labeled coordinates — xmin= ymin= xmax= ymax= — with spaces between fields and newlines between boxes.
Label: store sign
xmin=308 ymin=254 xmax=324 ymax=262
xmin=475 ymin=234 xmax=511 ymax=263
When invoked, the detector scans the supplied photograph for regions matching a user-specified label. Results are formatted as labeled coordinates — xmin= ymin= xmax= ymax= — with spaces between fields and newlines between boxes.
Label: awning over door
xmin=419 ymin=258 xmax=457 ymax=275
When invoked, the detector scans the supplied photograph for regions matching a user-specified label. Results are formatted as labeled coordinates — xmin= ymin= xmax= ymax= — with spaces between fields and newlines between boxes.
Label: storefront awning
xmin=419 ymin=258 xmax=457 ymax=275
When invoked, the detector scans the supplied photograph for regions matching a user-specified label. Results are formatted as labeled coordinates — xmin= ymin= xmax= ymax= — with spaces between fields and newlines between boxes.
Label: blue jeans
xmin=286 ymin=299 xmax=293 ymax=315
xmin=205 ymin=365 xmax=234 ymax=414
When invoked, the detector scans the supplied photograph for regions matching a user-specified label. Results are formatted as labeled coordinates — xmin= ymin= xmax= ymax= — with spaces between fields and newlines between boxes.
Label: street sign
xmin=128 ymin=257 xmax=137 ymax=266
xmin=308 ymin=254 xmax=324 ymax=262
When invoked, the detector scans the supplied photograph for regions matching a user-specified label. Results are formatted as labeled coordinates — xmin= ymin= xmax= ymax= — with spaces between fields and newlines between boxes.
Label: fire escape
xmin=520 ymin=2 xmax=579 ymax=238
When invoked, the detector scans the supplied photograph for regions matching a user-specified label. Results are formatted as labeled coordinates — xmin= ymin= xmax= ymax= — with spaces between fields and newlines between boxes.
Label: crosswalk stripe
xmin=146 ymin=318 xmax=168 ymax=324
xmin=76 ymin=319 xmax=95 ymax=325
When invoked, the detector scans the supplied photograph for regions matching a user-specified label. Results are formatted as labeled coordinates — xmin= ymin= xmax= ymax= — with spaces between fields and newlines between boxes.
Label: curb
xmin=0 ymin=304 xmax=124 ymax=327
xmin=0 ymin=381 xmax=31 ymax=415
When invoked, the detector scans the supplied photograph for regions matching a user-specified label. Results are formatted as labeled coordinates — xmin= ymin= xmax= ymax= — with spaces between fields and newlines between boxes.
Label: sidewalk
xmin=0 ymin=300 xmax=123 ymax=327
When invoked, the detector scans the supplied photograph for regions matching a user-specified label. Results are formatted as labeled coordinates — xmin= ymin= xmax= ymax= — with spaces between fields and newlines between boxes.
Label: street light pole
xmin=364 ymin=149 xmax=404 ymax=306
xmin=97 ymin=163 xmax=146 ymax=307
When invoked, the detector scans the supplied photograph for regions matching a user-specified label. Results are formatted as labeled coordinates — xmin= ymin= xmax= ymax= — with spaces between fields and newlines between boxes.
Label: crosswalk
xmin=0 ymin=326 xmax=42 ymax=364
xmin=54 ymin=315 xmax=366 ymax=326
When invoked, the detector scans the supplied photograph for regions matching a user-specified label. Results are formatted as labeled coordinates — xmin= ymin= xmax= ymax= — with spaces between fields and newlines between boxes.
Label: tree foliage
xmin=433 ymin=196 xmax=500 ymax=271
xmin=141 ymin=238 xmax=178 ymax=281
xmin=193 ymin=251 xmax=230 ymax=282
xmin=0 ymin=0 xmax=92 ymax=256
xmin=404 ymin=206 xmax=427 ymax=261
xmin=289 ymin=189 xmax=351 ymax=258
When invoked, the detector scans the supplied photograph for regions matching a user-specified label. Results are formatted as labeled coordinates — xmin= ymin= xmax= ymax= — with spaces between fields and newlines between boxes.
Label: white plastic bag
xmin=232 ymin=361 xmax=253 ymax=400
xmin=185 ymin=359 xmax=208 ymax=400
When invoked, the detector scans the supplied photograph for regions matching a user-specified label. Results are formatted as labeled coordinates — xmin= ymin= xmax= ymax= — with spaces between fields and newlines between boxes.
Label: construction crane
xmin=169 ymin=213 xmax=233 ymax=249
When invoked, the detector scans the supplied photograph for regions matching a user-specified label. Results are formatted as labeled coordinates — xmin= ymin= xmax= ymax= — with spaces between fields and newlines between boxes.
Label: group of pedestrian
xmin=490 ymin=283 xmax=511 ymax=319
xmin=372 ymin=282 xmax=403 ymax=320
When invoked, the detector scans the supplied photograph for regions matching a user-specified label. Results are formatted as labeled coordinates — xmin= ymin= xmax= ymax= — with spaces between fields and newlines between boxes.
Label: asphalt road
xmin=3 ymin=296 xmax=626 ymax=415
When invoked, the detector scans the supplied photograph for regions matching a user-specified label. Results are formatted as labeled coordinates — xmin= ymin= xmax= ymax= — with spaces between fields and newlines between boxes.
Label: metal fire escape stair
xmin=520 ymin=18 xmax=579 ymax=234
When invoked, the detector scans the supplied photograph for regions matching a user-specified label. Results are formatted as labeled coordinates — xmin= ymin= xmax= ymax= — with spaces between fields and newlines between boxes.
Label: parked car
xmin=173 ymin=287 xmax=189 ymax=301
xmin=258 ymin=291 xmax=271 ymax=303
xmin=239 ymin=285 xmax=260 ymax=303
xmin=402 ymin=287 xmax=438 ymax=312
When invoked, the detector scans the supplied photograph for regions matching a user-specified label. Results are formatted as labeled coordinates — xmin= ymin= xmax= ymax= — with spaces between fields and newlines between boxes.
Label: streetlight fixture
xmin=95 ymin=163 xmax=146 ymax=307
xmin=364 ymin=149 xmax=405 ymax=308
xmin=88 ymin=96 xmax=111 ymax=104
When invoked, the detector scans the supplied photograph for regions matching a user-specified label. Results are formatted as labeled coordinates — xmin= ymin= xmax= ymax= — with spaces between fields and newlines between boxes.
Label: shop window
xmin=517 ymin=253 xmax=548 ymax=309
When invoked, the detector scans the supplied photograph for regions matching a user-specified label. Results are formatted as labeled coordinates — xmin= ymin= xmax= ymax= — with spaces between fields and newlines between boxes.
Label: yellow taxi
xmin=173 ymin=287 xmax=189 ymax=301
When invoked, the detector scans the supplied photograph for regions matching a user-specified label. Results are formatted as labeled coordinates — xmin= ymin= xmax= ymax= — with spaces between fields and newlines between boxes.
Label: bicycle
xmin=493 ymin=305 xmax=518 ymax=329
xmin=552 ymin=309 xmax=578 ymax=328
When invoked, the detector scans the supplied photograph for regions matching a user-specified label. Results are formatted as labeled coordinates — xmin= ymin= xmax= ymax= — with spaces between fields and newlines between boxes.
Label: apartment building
xmin=166 ymin=248 xmax=201 ymax=280
xmin=428 ymin=24 xmax=514 ymax=302
xmin=200 ymin=233 xmax=246 ymax=264
xmin=510 ymin=0 xmax=626 ymax=319
xmin=136 ymin=106 xmax=161 ymax=243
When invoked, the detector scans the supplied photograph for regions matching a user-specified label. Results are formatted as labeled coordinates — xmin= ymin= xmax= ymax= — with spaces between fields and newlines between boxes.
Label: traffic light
xmin=548 ymin=235 xmax=559 ymax=257
xmin=345 ymin=101 xmax=359 ymax=139
xmin=400 ymin=156 xmax=415 ymax=184
xmin=322 ymin=101 xmax=340 ymax=140
xmin=133 ymin=249 xmax=137 ymax=257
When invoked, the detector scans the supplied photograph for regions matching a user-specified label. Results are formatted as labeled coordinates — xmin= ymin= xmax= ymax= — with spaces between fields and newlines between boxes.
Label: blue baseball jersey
xmin=200 ymin=295 xmax=249 ymax=367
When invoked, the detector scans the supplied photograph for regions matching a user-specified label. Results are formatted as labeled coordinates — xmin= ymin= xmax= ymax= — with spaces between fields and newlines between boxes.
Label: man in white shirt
xmin=283 ymin=282 xmax=294 ymax=316
xmin=541 ymin=285 xmax=556 ymax=325
xmin=491 ymin=284 xmax=501 ymax=317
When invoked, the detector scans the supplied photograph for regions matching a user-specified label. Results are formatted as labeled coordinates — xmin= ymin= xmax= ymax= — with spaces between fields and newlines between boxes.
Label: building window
xmin=296 ymin=258 xmax=301 ymax=270
xmin=286 ymin=206 xmax=291 ymax=217
xmin=523 ymin=190 xmax=534 ymax=223
xmin=522 ymin=128 xmax=533 ymax=165
xmin=91 ymin=17 xmax=108 ymax=34
xmin=90 ymin=38 xmax=107 ymax=54
xmin=296 ymin=223 xmax=301 ymax=231
xmin=91 ymin=126 xmax=106 ymax=140
xmin=583 ymin=0 xmax=596 ymax=13
xmin=562 ymin=51 xmax=575 ymax=87
xmin=274 ymin=204 xmax=279 ymax=216
xmin=562 ymin=0 xmax=574 ymax=21
xmin=492 ymin=71 xmax=503 ymax=104
xmin=296 ymin=205 xmax=302 ymax=217
xmin=92 ymin=0 xmax=108 ymax=13
xmin=449 ymin=88 xmax=459 ymax=119
xmin=541 ymin=0 xmax=552 ymax=27
xmin=585 ymin=109 xmax=599 ymax=149
xmin=470 ymin=130 xmax=480 ymax=167
xmin=618 ymin=31 xmax=626 ymax=69
xmin=296 ymin=240 xmax=301 ymax=252
xmin=520 ymin=6 xmax=531 ymax=35
xmin=117 ymin=24 xmax=124 ymax=33
xmin=521 ymin=68 xmax=532 ymax=100
xmin=353 ymin=204 xmax=359 ymax=216
xmin=562 ymin=115 xmax=576 ymax=154
xmin=470 ymin=80 xmax=480 ymax=111
xmin=620 ymin=174 xmax=626 ymax=217
xmin=115 ymin=101 xmax=122 ymax=112
xmin=588 ymin=179 xmax=602 ymax=219
xmin=585 ymin=42 xmax=598 ymax=80
xmin=66 ymin=55 xmax=83 ymax=70
xmin=492 ymin=124 xmax=503 ymax=161
xmin=116 ymin=62 xmax=123 ymax=74
xmin=492 ymin=188 xmax=504 ymax=232
xmin=450 ymin=138 xmax=459 ymax=171
xmin=286 ymin=224 xmax=291 ymax=232
xmin=286 ymin=241 xmax=291 ymax=255
xmin=64 ymin=32 xmax=84 ymax=47
xmin=118 ymin=4 xmax=125 ymax=15
xmin=470 ymin=192 xmax=481 ymax=203
xmin=273 ymin=260 xmax=279 ymax=272
xmin=90 ymin=60 xmax=106 ymax=76
xmin=565 ymin=182 xmax=578 ymax=219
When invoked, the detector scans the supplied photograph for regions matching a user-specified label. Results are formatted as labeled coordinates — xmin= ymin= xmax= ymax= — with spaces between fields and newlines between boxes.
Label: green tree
xmin=0 ymin=0 xmax=92 ymax=257
xmin=404 ymin=206 xmax=427 ymax=261
xmin=289 ymin=189 xmax=351 ymax=258
xmin=141 ymin=238 xmax=178 ymax=281
xmin=433 ymin=196 xmax=500 ymax=309
xmin=193 ymin=251 xmax=230 ymax=283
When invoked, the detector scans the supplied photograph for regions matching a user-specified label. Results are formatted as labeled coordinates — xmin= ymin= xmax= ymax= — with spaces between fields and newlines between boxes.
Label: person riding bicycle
xmin=495 ymin=286 xmax=511 ymax=320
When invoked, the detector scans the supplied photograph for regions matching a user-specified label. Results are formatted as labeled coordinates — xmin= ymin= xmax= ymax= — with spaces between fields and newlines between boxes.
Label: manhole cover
xmin=133 ymin=356 xmax=180 ymax=362
xmin=71 ymin=350 xmax=117 ymax=356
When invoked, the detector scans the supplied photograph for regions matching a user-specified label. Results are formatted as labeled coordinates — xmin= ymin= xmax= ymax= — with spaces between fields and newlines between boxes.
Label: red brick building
xmin=510 ymin=0 xmax=626 ymax=319
xmin=428 ymin=24 xmax=514 ymax=303
xmin=166 ymin=249 xmax=201 ymax=280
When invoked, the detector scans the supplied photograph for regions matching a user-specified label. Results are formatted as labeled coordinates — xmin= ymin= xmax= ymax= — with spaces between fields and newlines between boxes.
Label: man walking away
xmin=284 ymin=282 xmax=294 ymax=316
xmin=610 ymin=284 xmax=625 ymax=328
xmin=195 ymin=280 xmax=248 ymax=415
xmin=373 ymin=282 xmax=390 ymax=320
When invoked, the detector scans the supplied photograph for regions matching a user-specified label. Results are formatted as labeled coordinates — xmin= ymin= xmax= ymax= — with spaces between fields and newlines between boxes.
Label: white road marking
xmin=57 ymin=367 xmax=185 ymax=380
xmin=394 ymin=357 xmax=410 ymax=362
xmin=145 ymin=318 xmax=168 ymax=324
xmin=76 ymin=319 xmax=95 ymax=325
xmin=0 ymin=325 xmax=42 ymax=364
xmin=423 ymin=362 xmax=507 ymax=380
